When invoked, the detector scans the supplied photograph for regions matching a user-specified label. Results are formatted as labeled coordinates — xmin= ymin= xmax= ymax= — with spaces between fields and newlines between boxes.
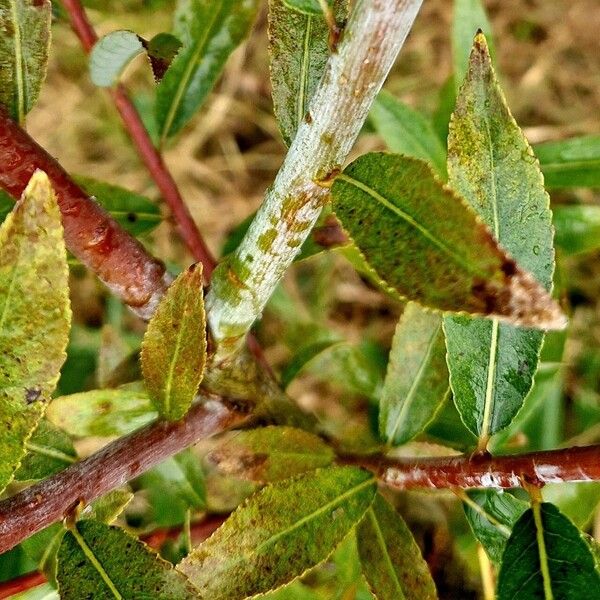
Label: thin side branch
xmin=0 ymin=399 xmax=250 ymax=554
xmin=62 ymin=0 xmax=216 ymax=275
xmin=206 ymin=0 xmax=423 ymax=357
xmin=353 ymin=444 xmax=600 ymax=490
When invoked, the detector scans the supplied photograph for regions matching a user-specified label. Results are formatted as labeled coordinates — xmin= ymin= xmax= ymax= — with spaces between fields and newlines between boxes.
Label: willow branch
xmin=61 ymin=0 xmax=216 ymax=275
xmin=0 ymin=399 xmax=250 ymax=555
xmin=351 ymin=444 xmax=600 ymax=490
xmin=206 ymin=0 xmax=423 ymax=358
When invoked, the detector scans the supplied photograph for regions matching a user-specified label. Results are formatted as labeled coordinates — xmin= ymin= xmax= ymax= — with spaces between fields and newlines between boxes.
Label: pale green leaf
xmin=56 ymin=520 xmax=199 ymax=599
xmin=155 ymin=0 xmax=260 ymax=141
xmin=379 ymin=303 xmax=448 ymax=446
xmin=141 ymin=264 xmax=206 ymax=421
xmin=330 ymin=153 xmax=563 ymax=328
xmin=0 ymin=0 xmax=51 ymax=122
xmin=15 ymin=419 xmax=77 ymax=481
xmin=9 ymin=583 xmax=59 ymax=599
xmin=46 ymin=388 xmax=157 ymax=437
xmin=543 ymin=483 xmax=600 ymax=530
xmin=497 ymin=503 xmax=600 ymax=599
xmin=208 ymin=426 xmax=335 ymax=482
xmin=178 ymin=466 xmax=377 ymax=599
xmin=269 ymin=0 xmax=347 ymax=145
xmin=553 ymin=205 xmax=600 ymax=255
xmin=462 ymin=489 xmax=528 ymax=564
xmin=90 ymin=30 xmax=145 ymax=87
xmin=452 ymin=0 xmax=495 ymax=91
xmin=443 ymin=33 xmax=556 ymax=443
xmin=370 ymin=91 xmax=447 ymax=178
xmin=357 ymin=494 xmax=437 ymax=600
xmin=82 ymin=489 xmax=134 ymax=524
xmin=534 ymin=135 xmax=600 ymax=188
xmin=0 ymin=171 xmax=71 ymax=492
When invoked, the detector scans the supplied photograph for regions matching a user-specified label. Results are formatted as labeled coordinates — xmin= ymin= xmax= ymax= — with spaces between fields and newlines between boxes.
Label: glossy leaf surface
xmin=443 ymin=33 xmax=555 ymax=441
xmin=0 ymin=0 xmax=51 ymax=122
xmin=497 ymin=503 xmax=600 ymax=599
xmin=0 ymin=172 xmax=70 ymax=492
xmin=209 ymin=426 xmax=335 ymax=482
xmin=56 ymin=520 xmax=199 ymax=599
xmin=357 ymin=494 xmax=437 ymax=600
xmin=155 ymin=0 xmax=260 ymax=141
xmin=178 ymin=466 xmax=376 ymax=599
xmin=379 ymin=303 xmax=448 ymax=446
xmin=331 ymin=153 xmax=562 ymax=329
xmin=141 ymin=264 xmax=206 ymax=421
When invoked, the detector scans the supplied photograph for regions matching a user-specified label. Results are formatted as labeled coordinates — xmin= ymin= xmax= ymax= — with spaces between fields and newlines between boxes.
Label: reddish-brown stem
xmin=61 ymin=0 xmax=216 ymax=276
xmin=0 ymin=399 xmax=250 ymax=555
xmin=352 ymin=444 xmax=600 ymax=490
xmin=0 ymin=515 xmax=227 ymax=598
xmin=0 ymin=106 xmax=169 ymax=319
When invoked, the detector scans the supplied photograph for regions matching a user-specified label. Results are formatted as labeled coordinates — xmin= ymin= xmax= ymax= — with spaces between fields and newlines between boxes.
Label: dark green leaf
xmin=89 ymin=30 xmax=145 ymax=87
xmin=357 ymin=494 xmax=437 ymax=600
xmin=208 ymin=426 xmax=335 ymax=482
xmin=155 ymin=0 xmax=260 ymax=141
xmin=56 ymin=520 xmax=199 ymax=599
xmin=15 ymin=419 xmax=77 ymax=481
xmin=379 ymin=303 xmax=448 ymax=446
xmin=0 ymin=171 xmax=71 ymax=492
xmin=462 ymin=489 xmax=528 ymax=564
xmin=497 ymin=503 xmax=600 ymax=599
xmin=452 ymin=0 xmax=495 ymax=91
xmin=144 ymin=32 xmax=183 ymax=83
xmin=269 ymin=0 xmax=347 ymax=145
xmin=535 ymin=135 xmax=600 ymax=188
xmin=141 ymin=264 xmax=206 ymax=421
xmin=178 ymin=466 xmax=377 ymax=599
xmin=0 ymin=0 xmax=51 ymax=122
xmin=46 ymin=388 xmax=157 ymax=437
xmin=443 ymin=33 xmax=556 ymax=443
xmin=553 ymin=205 xmax=600 ymax=255
xmin=331 ymin=153 xmax=563 ymax=328
xmin=370 ymin=91 xmax=447 ymax=178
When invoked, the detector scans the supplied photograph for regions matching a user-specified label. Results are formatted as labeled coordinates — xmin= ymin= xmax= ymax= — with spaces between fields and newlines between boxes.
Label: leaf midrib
xmin=25 ymin=441 xmax=77 ymax=465
xmin=296 ymin=14 xmax=313 ymax=132
xmin=9 ymin=0 xmax=25 ymax=123
xmin=532 ymin=504 xmax=555 ymax=600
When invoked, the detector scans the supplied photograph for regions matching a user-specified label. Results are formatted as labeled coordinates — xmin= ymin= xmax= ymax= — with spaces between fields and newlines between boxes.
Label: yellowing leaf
xmin=0 ymin=171 xmax=71 ymax=492
xmin=0 ymin=0 xmax=51 ymax=122
xmin=331 ymin=153 xmax=564 ymax=329
xmin=56 ymin=520 xmax=199 ymax=599
xmin=178 ymin=466 xmax=376 ymax=599
xmin=141 ymin=264 xmax=207 ymax=421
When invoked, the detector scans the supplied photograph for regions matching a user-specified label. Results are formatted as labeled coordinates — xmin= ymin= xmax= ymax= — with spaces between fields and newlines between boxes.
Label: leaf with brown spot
xmin=331 ymin=152 xmax=565 ymax=330
xmin=0 ymin=171 xmax=71 ymax=493
xmin=141 ymin=264 xmax=207 ymax=421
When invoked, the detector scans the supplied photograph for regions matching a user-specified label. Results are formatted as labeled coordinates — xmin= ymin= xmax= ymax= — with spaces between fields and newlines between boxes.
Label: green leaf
xmin=10 ymin=584 xmax=59 ymax=599
xmin=462 ymin=489 xmax=528 ymax=564
xmin=136 ymin=449 xmax=206 ymax=527
xmin=379 ymin=303 xmax=448 ymax=446
xmin=452 ymin=0 xmax=495 ymax=92
xmin=357 ymin=494 xmax=437 ymax=600
xmin=141 ymin=264 xmax=207 ymax=421
xmin=543 ymin=483 xmax=600 ymax=530
xmin=56 ymin=520 xmax=199 ymax=599
xmin=15 ymin=419 xmax=77 ymax=481
xmin=178 ymin=466 xmax=377 ymax=599
xmin=82 ymin=489 xmax=134 ymax=524
xmin=155 ymin=0 xmax=260 ymax=141
xmin=497 ymin=503 xmax=600 ymax=599
xmin=74 ymin=176 xmax=162 ymax=238
xmin=208 ymin=426 xmax=335 ymax=482
xmin=0 ymin=0 xmax=51 ymax=122
xmin=331 ymin=153 xmax=563 ymax=328
xmin=269 ymin=0 xmax=347 ymax=145
xmin=534 ymin=135 xmax=600 ymax=188
xmin=370 ymin=91 xmax=447 ymax=178
xmin=553 ymin=205 xmax=600 ymax=255
xmin=90 ymin=30 xmax=145 ymax=87
xmin=281 ymin=339 xmax=341 ymax=388
xmin=46 ymin=388 xmax=157 ymax=437
xmin=443 ymin=33 xmax=556 ymax=443
xmin=0 ymin=171 xmax=71 ymax=492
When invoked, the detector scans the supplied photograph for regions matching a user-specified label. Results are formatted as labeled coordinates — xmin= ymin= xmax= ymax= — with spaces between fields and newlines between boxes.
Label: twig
xmin=205 ymin=0 xmax=423 ymax=358
xmin=350 ymin=444 xmax=600 ymax=490
xmin=61 ymin=0 xmax=216 ymax=276
xmin=0 ymin=399 xmax=250 ymax=555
